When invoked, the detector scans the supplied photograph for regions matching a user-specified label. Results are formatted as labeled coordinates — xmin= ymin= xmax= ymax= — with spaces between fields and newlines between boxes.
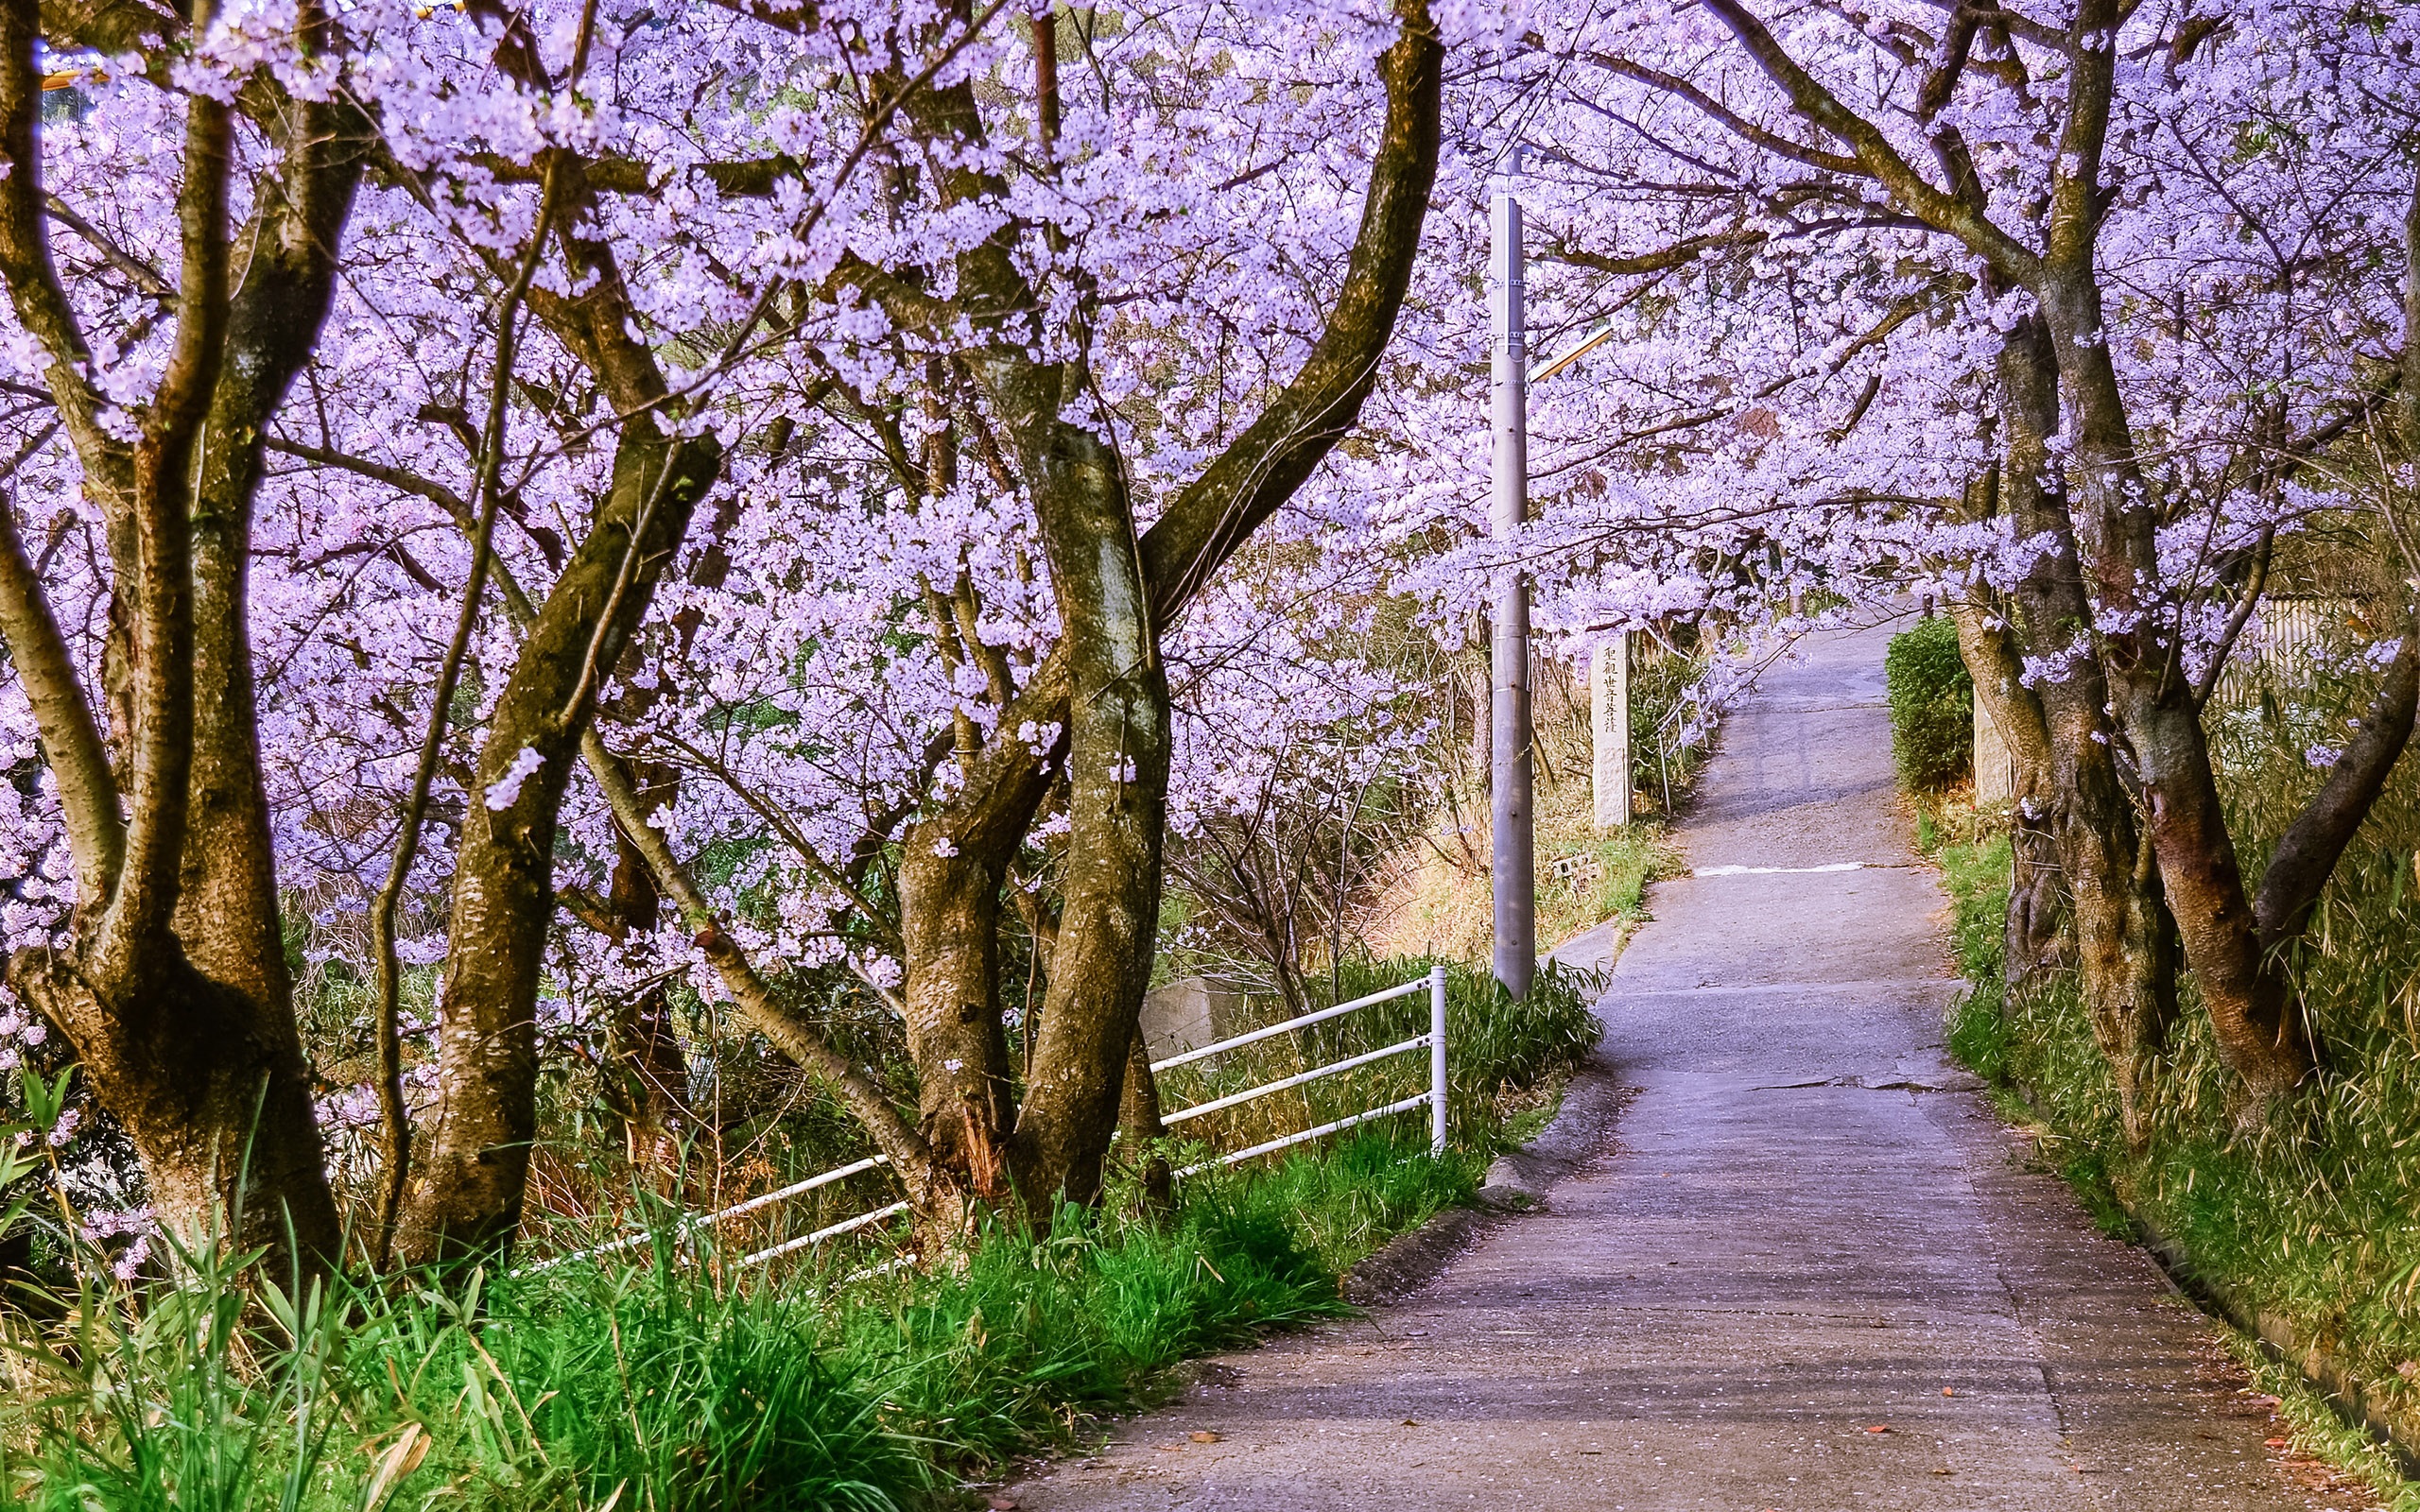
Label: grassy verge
xmin=0 ymin=962 xmax=1600 ymax=1512
xmin=1926 ymin=813 xmax=2420 ymax=1505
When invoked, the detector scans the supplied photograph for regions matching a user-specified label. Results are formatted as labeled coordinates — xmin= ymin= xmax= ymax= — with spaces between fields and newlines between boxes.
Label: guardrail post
xmin=1429 ymin=964 xmax=1449 ymax=1155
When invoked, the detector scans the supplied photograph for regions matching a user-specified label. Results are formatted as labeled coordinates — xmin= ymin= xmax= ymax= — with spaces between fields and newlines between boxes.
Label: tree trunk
xmin=1004 ymin=406 xmax=1170 ymax=1210
xmin=2031 ymin=262 xmax=2317 ymax=1113
xmin=1989 ymin=312 xmax=2178 ymax=1143
xmin=0 ymin=25 xmax=364 ymax=1278
xmin=865 ymin=0 xmax=1441 ymax=1231
xmin=602 ymin=779 xmax=689 ymax=1171
xmin=897 ymin=831 xmax=1024 ymax=1203
xmin=1948 ymin=600 xmax=2066 ymax=982
xmin=398 ymin=421 xmax=722 ymax=1264
xmin=165 ymin=94 xmax=370 ymax=1273
xmin=1118 ymin=1022 xmax=1172 ymax=1209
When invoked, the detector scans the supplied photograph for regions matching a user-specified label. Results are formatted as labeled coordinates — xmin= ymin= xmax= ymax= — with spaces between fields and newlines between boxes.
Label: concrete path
xmin=1010 ymin=624 xmax=2366 ymax=1512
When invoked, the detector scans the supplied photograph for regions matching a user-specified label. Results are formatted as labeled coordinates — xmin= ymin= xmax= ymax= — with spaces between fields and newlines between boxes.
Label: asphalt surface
xmin=1009 ymin=623 xmax=2366 ymax=1512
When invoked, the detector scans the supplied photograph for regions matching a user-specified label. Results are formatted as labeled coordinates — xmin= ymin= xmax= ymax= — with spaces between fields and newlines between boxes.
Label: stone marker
xmin=1140 ymin=976 xmax=1247 ymax=1060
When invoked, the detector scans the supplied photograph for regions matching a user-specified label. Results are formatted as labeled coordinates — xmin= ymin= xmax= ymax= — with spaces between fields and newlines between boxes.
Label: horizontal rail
xmin=740 ymin=1200 xmax=911 ymax=1268
xmin=712 ymin=1154 xmax=890 ymax=1224
xmin=520 ymin=1152 xmax=892 ymax=1274
xmin=547 ymin=967 xmax=1443 ymax=1279
xmin=1161 ymin=1034 xmax=1431 ymax=1126
xmin=1173 ymin=1093 xmax=1434 ymax=1178
xmin=1150 ymin=977 xmax=1428 ymax=1074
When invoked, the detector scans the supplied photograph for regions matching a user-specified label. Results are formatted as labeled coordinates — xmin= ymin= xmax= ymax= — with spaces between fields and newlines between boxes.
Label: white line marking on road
xmin=1690 ymin=862 xmax=1866 ymax=877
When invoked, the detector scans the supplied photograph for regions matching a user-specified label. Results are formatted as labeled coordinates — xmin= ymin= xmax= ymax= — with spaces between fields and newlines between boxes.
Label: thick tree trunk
xmin=398 ymin=423 xmax=721 ymax=1264
xmin=897 ymin=836 xmax=1023 ymax=1201
xmin=1989 ymin=313 xmax=2178 ymax=1143
xmin=396 ymin=137 xmax=743 ymax=1263
xmin=2114 ymin=682 xmax=2307 ymax=1105
xmin=0 ymin=24 xmax=363 ymax=1277
xmin=164 ymin=97 xmax=369 ymax=1272
xmin=1005 ymin=411 xmax=1171 ymax=1210
xmin=866 ymin=0 xmax=1441 ymax=1231
xmin=2031 ymin=263 xmax=2317 ymax=1112
xmin=1948 ymin=600 xmax=2066 ymax=982
xmin=8 ymin=950 xmax=337 ymax=1265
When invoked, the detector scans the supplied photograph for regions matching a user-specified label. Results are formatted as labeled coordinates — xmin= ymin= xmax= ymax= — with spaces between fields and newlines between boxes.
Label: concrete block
xmin=1140 ymin=976 xmax=1247 ymax=1059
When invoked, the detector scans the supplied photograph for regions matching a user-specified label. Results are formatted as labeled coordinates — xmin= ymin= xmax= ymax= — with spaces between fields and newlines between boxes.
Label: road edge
xmin=1338 ymin=1054 xmax=1632 ymax=1305
xmin=2000 ymin=1079 xmax=2420 ymax=1480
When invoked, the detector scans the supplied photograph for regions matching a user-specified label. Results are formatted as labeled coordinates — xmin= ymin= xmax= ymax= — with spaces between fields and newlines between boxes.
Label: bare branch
xmin=1582 ymin=52 xmax=1865 ymax=176
xmin=0 ymin=424 xmax=122 ymax=900
xmin=579 ymin=728 xmax=942 ymax=1184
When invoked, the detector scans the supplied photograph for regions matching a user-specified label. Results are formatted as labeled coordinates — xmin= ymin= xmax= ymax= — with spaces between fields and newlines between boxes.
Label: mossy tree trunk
xmin=395 ymin=140 xmax=726 ymax=1263
xmin=859 ymin=0 xmax=1443 ymax=1226
xmin=0 ymin=3 xmax=365 ymax=1280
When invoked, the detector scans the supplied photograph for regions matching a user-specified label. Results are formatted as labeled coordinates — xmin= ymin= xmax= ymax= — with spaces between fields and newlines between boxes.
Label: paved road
xmin=1011 ymin=624 xmax=2361 ymax=1512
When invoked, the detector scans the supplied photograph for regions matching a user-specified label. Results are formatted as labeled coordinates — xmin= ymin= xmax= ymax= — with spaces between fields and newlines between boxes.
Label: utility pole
xmin=1489 ymin=151 xmax=1534 ymax=1001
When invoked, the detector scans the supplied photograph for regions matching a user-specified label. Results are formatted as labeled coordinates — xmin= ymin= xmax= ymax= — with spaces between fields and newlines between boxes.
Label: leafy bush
xmin=1884 ymin=616 xmax=1973 ymax=792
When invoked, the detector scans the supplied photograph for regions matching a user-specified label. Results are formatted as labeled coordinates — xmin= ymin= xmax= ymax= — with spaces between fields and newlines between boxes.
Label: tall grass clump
xmin=0 ymin=1127 xmax=1472 ymax=1512
xmin=1884 ymin=616 xmax=1972 ymax=792
xmin=1936 ymin=830 xmax=2014 ymax=1083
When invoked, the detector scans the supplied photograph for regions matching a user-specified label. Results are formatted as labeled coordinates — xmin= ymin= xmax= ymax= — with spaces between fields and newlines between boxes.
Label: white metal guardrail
xmin=529 ymin=964 xmax=1449 ymax=1274
xmin=1156 ymin=963 xmax=1448 ymax=1167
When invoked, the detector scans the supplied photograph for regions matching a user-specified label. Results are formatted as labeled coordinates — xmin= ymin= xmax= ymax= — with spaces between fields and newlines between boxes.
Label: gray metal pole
xmin=1489 ymin=162 xmax=1534 ymax=1001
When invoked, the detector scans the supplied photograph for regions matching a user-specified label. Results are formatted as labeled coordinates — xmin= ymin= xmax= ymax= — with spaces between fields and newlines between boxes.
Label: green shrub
xmin=1884 ymin=616 xmax=1973 ymax=792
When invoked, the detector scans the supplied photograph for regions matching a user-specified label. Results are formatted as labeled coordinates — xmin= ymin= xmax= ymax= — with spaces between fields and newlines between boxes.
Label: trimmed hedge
xmin=1884 ymin=616 xmax=1973 ymax=792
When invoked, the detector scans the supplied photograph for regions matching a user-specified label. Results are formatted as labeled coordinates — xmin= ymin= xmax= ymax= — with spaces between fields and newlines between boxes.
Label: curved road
xmin=1011 ymin=624 xmax=2358 ymax=1512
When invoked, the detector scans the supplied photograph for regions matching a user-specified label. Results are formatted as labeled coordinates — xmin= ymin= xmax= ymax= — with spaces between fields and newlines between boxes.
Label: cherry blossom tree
xmin=1 ymin=0 xmax=1458 ymax=1267
xmin=1374 ymin=0 xmax=2420 ymax=1129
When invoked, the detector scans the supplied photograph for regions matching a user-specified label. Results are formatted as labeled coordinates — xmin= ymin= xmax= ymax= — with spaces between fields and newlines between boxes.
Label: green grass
xmin=2 ymin=956 xmax=1599 ymax=1512
xmin=0 ymin=1129 xmax=1478 ymax=1512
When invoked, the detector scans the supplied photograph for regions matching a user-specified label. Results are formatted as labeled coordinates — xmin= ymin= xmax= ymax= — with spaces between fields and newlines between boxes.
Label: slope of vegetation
xmin=1927 ymin=648 xmax=2420 ymax=1496
xmin=1356 ymin=640 xmax=1703 ymax=962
